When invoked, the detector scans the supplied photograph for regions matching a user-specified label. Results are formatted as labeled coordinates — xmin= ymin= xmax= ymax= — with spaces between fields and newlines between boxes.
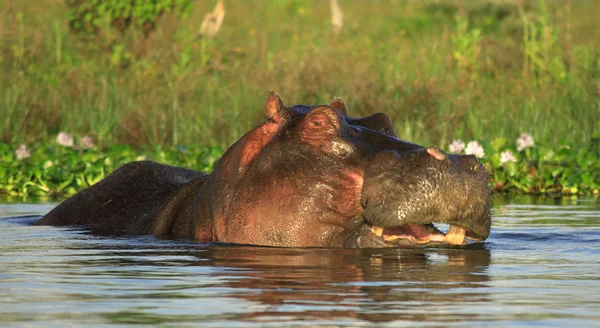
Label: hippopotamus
xmin=36 ymin=91 xmax=491 ymax=247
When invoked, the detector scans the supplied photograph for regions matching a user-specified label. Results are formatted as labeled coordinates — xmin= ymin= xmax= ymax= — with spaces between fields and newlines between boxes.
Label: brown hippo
xmin=36 ymin=91 xmax=491 ymax=247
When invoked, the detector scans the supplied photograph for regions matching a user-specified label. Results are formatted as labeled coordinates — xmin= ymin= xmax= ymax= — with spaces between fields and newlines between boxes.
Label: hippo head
xmin=208 ymin=91 xmax=491 ymax=248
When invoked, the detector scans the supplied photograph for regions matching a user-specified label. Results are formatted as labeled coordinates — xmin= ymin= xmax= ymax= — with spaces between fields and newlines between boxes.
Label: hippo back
xmin=35 ymin=161 xmax=207 ymax=235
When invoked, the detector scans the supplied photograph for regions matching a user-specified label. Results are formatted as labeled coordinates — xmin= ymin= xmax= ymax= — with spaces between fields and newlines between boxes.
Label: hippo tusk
xmin=371 ymin=226 xmax=384 ymax=237
xmin=443 ymin=225 xmax=467 ymax=245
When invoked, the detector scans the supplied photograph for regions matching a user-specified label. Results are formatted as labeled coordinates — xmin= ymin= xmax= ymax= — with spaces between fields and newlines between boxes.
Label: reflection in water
xmin=194 ymin=246 xmax=491 ymax=324
xmin=61 ymin=242 xmax=491 ymax=325
xmin=0 ymin=196 xmax=599 ymax=326
xmin=199 ymin=247 xmax=490 ymax=321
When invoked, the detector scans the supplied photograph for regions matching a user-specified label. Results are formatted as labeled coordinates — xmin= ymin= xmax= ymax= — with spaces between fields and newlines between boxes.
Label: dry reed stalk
xmin=199 ymin=0 xmax=225 ymax=38
xmin=330 ymin=0 xmax=343 ymax=37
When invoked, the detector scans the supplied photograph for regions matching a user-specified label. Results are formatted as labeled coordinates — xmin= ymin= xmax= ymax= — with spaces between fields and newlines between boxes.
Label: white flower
xmin=499 ymin=150 xmax=517 ymax=166
xmin=517 ymin=133 xmax=534 ymax=151
xmin=57 ymin=132 xmax=74 ymax=147
xmin=465 ymin=141 xmax=485 ymax=158
xmin=448 ymin=140 xmax=465 ymax=153
xmin=15 ymin=144 xmax=30 ymax=160
xmin=79 ymin=136 xmax=95 ymax=150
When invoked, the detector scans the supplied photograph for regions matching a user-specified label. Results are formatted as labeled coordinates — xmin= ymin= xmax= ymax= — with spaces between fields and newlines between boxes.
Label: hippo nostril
xmin=426 ymin=147 xmax=448 ymax=161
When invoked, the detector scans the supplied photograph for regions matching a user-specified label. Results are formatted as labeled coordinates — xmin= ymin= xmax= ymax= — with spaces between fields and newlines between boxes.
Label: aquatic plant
xmin=56 ymin=132 xmax=74 ymax=148
xmin=465 ymin=141 xmax=485 ymax=158
xmin=499 ymin=150 xmax=517 ymax=166
xmin=448 ymin=140 xmax=465 ymax=153
xmin=1 ymin=132 xmax=598 ymax=198
xmin=517 ymin=133 xmax=535 ymax=152
xmin=0 ymin=141 xmax=221 ymax=198
xmin=14 ymin=145 xmax=30 ymax=161
xmin=79 ymin=136 xmax=95 ymax=150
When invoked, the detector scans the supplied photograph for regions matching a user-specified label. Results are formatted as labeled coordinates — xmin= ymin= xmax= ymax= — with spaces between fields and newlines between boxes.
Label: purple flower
xmin=79 ymin=136 xmax=95 ymax=150
xmin=465 ymin=141 xmax=485 ymax=158
xmin=448 ymin=140 xmax=465 ymax=153
xmin=517 ymin=133 xmax=534 ymax=151
xmin=500 ymin=150 xmax=517 ymax=166
xmin=57 ymin=132 xmax=74 ymax=147
xmin=15 ymin=144 xmax=30 ymax=160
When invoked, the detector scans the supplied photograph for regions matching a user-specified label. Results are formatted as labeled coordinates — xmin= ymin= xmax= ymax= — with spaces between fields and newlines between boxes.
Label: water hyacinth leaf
xmin=552 ymin=167 xmax=564 ymax=178
xmin=31 ymin=167 xmax=43 ymax=181
xmin=91 ymin=159 xmax=105 ymax=171
xmin=539 ymin=147 xmax=555 ymax=161
xmin=85 ymin=172 xmax=104 ymax=186
xmin=65 ymin=186 xmax=77 ymax=195
xmin=493 ymin=169 xmax=504 ymax=183
xmin=57 ymin=175 xmax=74 ymax=192
xmin=490 ymin=137 xmax=509 ymax=153
xmin=0 ymin=143 xmax=10 ymax=154
xmin=576 ymin=150 xmax=595 ymax=168
xmin=555 ymin=147 xmax=571 ymax=160
xmin=504 ymin=161 xmax=518 ymax=177
xmin=582 ymin=173 xmax=594 ymax=185
xmin=516 ymin=179 xmax=531 ymax=193
xmin=489 ymin=153 xmax=501 ymax=168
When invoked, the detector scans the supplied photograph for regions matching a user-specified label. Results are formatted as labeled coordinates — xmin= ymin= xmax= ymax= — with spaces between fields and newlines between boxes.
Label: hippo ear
xmin=329 ymin=97 xmax=347 ymax=116
xmin=236 ymin=91 xmax=287 ymax=171
xmin=265 ymin=90 xmax=287 ymax=123
xmin=348 ymin=113 xmax=397 ymax=137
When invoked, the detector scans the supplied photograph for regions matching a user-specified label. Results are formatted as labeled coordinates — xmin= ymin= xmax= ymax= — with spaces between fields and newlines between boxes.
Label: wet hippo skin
xmin=36 ymin=91 xmax=491 ymax=248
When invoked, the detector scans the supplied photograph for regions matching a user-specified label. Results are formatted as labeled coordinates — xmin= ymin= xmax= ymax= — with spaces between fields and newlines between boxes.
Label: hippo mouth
xmin=358 ymin=149 xmax=492 ymax=248
xmin=362 ymin=222 xmax=480 ymax=247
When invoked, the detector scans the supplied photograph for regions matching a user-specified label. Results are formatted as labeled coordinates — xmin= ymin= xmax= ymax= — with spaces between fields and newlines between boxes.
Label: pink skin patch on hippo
xmin=238 ymin=120 xmax=279 ymax=170
xmin=328 ymin=170 xmax=365 ymax=221
xmin=346 ymin=171 xmax=364 ymax=189
xmin=427 ymin=147 xmax=447 ymax=161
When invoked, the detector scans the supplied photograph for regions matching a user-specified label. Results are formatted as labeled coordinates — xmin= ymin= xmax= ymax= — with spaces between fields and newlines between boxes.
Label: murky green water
xmin=1 ymin=196 xmax=599 ymax=327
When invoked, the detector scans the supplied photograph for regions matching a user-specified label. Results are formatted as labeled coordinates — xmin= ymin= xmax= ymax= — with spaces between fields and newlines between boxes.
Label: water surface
xmin=1 ymin=196 xmax=599 ymax=327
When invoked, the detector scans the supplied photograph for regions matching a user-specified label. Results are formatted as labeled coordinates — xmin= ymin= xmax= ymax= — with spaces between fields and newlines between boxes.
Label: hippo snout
xmin=360 ymin=148 xmax=491 ymax=246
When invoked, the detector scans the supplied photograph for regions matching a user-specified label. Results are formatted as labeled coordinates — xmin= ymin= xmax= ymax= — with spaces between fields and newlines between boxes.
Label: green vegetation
xmin=66 ymin=0 xmax=193 ymax=36
xmin=0 ymin=141 xmax=220 ymax=198
xmin=0 ymin=0 xmax=598 ymax=198
xmin=1 ymin=133 xmax=598 ymax=198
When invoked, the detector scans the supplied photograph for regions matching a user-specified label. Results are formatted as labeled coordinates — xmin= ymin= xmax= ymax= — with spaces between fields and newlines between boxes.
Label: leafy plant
xmin=0 ymin=140 xmax=221 ymax=198
xmin=518 ymin=0 xmax=566 ymax=84
xmin=449 ymin=135 xmax=600 ymax=196
xmin=451 ymin=14 xmax=482 ymax=79
xmin=2 ymin=133 xmax=598 ymax=199
xmin=66 ymin=0 xmax=193 ymax=36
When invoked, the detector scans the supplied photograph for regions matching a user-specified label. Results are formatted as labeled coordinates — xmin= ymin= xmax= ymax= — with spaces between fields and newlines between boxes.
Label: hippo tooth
xmin=371 ymin=226 xmax=384 ymax=237
xmin=443 ymin=225 xmax=467 ymax=245
xmin=383 ymin=235 xmax=398 ymax=241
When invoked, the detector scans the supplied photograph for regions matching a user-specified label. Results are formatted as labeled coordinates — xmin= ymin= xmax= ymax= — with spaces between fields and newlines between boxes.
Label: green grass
xmin=0 ymin=0 xmax=599 ymax=198
xmin=1 ymin=0 xmax=598 ymax=149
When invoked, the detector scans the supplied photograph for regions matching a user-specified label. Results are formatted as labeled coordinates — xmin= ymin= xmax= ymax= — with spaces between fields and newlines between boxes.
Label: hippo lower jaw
xmin=371 ymin=223 xmax=475 ymax=245
xmin=361 ymin=222 xmax=479 ymax=247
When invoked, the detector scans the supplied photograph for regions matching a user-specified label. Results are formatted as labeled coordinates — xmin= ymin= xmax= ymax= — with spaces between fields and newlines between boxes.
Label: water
xmin=1 ymin=196 xmax=599 ymax=327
